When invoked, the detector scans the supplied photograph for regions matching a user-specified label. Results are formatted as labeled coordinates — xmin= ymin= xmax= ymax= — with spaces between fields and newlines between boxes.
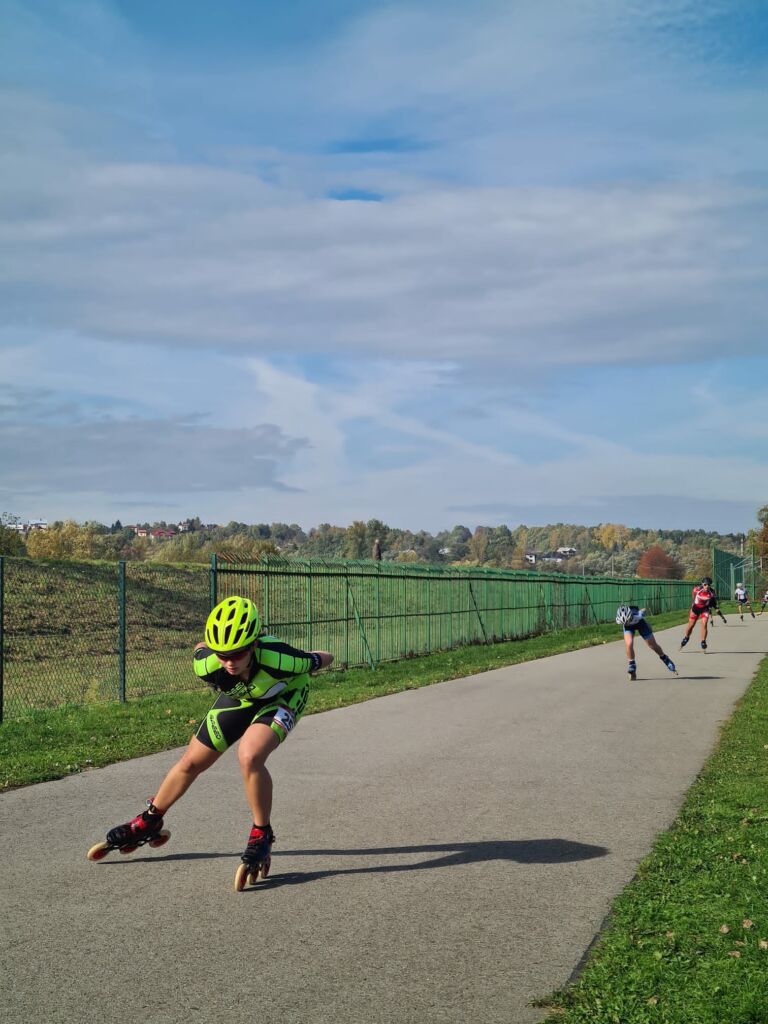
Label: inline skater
xmin=759 ymin=588 xmax=768 ymax=615
xmin=680 ymin=577 xmax=722 ymax=651
xmin=734 ymin=582 xmax=756 ymax=620
xmin=88 ymin=596 xmax=333 ymax=887
xmin=616 ymin=605 xmax=677 ymax=680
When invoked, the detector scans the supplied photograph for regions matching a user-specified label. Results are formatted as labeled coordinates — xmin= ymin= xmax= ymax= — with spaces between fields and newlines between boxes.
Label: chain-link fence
xmin=0 ymin=554 xmax=694 ymax=721
xmin=0 ymin=557 xmax=209 ymax=720
xmin=712 ymin=546 xmax=766 ymax=607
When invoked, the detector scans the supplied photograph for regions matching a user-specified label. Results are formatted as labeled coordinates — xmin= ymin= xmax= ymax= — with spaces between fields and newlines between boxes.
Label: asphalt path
xmin=2 ymin=616 xmax=767 ymax=1024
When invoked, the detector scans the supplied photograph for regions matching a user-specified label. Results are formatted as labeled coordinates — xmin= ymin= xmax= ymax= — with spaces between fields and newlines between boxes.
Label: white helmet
xmin=737 ymin=582 xmax=743 ymax=588
xmin=615 ymin=605 xmax=634 ymax=626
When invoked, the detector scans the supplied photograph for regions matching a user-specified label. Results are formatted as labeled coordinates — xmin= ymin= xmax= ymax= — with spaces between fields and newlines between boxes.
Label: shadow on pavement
xmin=102 ymin=837 xmax=609 ymax=878
xmin=250 ymin=837 xmax=610 ymax=888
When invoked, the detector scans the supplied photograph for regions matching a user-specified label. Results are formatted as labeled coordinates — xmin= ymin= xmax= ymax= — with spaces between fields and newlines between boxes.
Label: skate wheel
xmin=86 ymin=841 xmax=111 ymax=862
xmin=259 ymin=858 xmax=271 ymax=880
xmin=235 ymin=863 xmax=250 ymax=892
xmin=148 ymin=829 xmax=171 ymax=849
xmin=119 ymin=844 xmax=139 ymax=855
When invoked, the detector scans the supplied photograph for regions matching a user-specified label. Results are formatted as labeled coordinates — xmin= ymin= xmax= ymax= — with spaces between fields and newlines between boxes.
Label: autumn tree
xmin=636 ymin=545 xmax=684 ymax=580
xmin=756 ymin=505 xmax=768 ymax=562
xmin=344 ymin=521 xmax=369 ymax=560
xmin=468 ymin=527 xmax=490 ymax=565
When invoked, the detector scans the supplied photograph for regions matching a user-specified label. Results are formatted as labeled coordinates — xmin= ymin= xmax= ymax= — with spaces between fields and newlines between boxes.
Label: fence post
xmin=0 ymin=556 xmax=4 ymax=724
xmin=376 ymin=563 xmax=381 ymax=664
xmin=306 ymin=570 xmax=313 ymax=651
xmin=118 ymin=561 xmax=126 ymax=703
xmin=210 ymin=553 xmax=218 ymax=610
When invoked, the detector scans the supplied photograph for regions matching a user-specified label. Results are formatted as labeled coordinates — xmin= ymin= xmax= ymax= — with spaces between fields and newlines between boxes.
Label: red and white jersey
xmin=692 ymin=585 xmax=717 ymax=610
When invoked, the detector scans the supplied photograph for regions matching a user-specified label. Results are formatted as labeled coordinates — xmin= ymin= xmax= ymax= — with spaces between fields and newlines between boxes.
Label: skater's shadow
xmin=244 ymin=837 xmax=610 ymax=889
xmin=677 ymin=675 xmax=722 ymax=681
xmin=109 ymin=836 xmax=608 ymax=874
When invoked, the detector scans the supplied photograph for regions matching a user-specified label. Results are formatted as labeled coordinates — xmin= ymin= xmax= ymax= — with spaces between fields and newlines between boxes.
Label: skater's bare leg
xmin=238 ymin=723 xmax=280 ymax=825
xmin=645 ymin=637 xmax=665 ymax=657
xmin=153 ymin=736 xmax=221 ymax=813
xmin=623 ymin=633 xmax=635 ymax=663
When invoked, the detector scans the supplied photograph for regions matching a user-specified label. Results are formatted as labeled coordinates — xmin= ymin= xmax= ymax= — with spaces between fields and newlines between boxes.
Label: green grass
xmin=0 ymin=611 xmax=687 ymax=790
xmin=539 ymin=653 xmax=768 ymax=1024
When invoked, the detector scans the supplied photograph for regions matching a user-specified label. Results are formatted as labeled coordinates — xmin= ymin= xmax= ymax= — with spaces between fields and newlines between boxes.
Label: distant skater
xmin=680 ymin=577 xmax=723 ymax=651
xmin=734 ymin=582 xmax=756 ymax=620
xmin=616 ymin=605 xmax=677 ymax=680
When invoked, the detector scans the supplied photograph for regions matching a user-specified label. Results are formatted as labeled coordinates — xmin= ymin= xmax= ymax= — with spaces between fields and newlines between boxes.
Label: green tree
xmin=0 ymin=525 xmax=26 ymax=555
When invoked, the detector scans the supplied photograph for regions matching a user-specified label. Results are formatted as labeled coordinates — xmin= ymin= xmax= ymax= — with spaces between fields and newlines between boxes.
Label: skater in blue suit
xmin=616 ymin=605 xmax=677 ymax=680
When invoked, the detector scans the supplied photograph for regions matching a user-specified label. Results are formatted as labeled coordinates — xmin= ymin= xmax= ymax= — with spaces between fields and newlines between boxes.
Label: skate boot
xmin=235 ymin=824 xmax=275 ymax=891
xmin=87 ymin=800 xmax=170 ymax=861
xmin=679 ymin=636 xmax=689 ymax=649
xmin=661 ymin=654 xmax=678 ymax=675
xmin=701 ymin=641 xmax=708 ymax=651
xmin=751 ymin=611 xmax=756 ymax=619
xmin=627 ymin=659 xmax=637 ymax=681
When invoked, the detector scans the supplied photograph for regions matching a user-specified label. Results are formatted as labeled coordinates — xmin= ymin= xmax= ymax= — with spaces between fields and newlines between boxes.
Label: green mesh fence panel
xmin=2 ymin=556 xmax=120 ymax=716
xmin=1 ymin=554 xmax=693 ymax=720
xmin=1 ymin=557 xmax=209 ymax=718
xmin=124 ymin=563 xmax=210 ymax=700
xmin=712 ymin=546 xmax=767 ymax=605
xmin=216 ymin=558 xmax=693 ymax=668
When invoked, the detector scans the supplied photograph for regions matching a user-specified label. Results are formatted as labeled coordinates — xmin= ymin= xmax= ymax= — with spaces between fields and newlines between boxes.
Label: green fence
xmin=712 ymin=546 xmax=766 ymax=606
xmin=0 ymin=554 xmax=694 ymax=722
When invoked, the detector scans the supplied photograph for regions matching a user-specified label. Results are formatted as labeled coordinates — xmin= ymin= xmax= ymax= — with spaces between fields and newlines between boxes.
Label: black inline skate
xmin=86 ymin=800 xmax=170 ymax=861
xmin=234 ymin=824 xmax=275 ymax=890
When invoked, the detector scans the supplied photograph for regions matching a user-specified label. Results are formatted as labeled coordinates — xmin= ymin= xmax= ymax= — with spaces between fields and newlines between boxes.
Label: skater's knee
xmin=238 ymin=746 xmax=272 ymax=773
xmin=176 ymin=749 xmax=215 ymax=778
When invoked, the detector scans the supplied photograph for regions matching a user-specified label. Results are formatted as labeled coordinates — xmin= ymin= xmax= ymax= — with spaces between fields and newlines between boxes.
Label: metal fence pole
xmin=118 ymin=560 xmax=126 ymax=703
xmin=210 ymin=553 xmax=218 ymax=609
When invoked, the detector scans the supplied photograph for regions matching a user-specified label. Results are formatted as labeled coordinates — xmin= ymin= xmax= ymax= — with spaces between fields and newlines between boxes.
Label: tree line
xmin=0 ymin=513 xmax=758 ymax=579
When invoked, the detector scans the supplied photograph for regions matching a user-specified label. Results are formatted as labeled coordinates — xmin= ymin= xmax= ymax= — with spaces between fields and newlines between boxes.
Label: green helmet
xmin=205 ymin=596 xmax=261 ymax=652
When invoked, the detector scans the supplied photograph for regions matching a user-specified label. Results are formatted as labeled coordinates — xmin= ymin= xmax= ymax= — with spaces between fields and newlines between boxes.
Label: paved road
xmin=2 ymin=617 xmax=767 ymax=1024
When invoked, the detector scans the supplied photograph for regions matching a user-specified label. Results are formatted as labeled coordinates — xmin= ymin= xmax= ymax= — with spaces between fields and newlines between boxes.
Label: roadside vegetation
xmin=540 ymin=652 xmax=768 ymax=1024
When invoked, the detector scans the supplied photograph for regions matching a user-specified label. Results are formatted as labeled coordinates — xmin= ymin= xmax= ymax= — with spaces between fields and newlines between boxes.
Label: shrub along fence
xmin=0 ymin=554 xmax=693 ymax=722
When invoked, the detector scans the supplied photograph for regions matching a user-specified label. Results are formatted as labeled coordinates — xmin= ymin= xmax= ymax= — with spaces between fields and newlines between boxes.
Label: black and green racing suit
xmin=193 ymin=636 xmax=317 ymax=752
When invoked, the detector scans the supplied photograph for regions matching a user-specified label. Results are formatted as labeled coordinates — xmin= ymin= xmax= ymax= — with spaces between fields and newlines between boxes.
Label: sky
xmin=2 ymin=0 xmax=767 ymax=535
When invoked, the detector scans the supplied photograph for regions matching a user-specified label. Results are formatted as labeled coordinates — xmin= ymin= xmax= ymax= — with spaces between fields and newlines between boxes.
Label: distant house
xmin=7 ymin=519 xmax=48 ymax=533
xmin=556 ymin=547 xmax=577 ymax=557
xmin=149 ymin=529 xmax=176 ymax=541
xmin=525 ymin=553 xmax=537 ymax=564
xmin=135 ymin=528 xmax=149 ymax=538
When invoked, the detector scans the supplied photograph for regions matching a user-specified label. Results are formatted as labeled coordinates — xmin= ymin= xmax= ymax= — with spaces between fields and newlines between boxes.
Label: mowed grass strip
xmin=0 ymin=611 xmax=687 ymax=790
xmin=540 ymin=653 xmax=768 ymax=1024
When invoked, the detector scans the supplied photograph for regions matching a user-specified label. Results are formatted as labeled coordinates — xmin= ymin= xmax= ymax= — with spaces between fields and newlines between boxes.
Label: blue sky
xmin=1 ymin=0 xmax=767 ymax=534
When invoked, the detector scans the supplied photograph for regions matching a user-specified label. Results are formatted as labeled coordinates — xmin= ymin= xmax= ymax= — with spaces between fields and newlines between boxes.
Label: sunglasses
xmin=214 ymin=647 xmax=253 ymax=662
